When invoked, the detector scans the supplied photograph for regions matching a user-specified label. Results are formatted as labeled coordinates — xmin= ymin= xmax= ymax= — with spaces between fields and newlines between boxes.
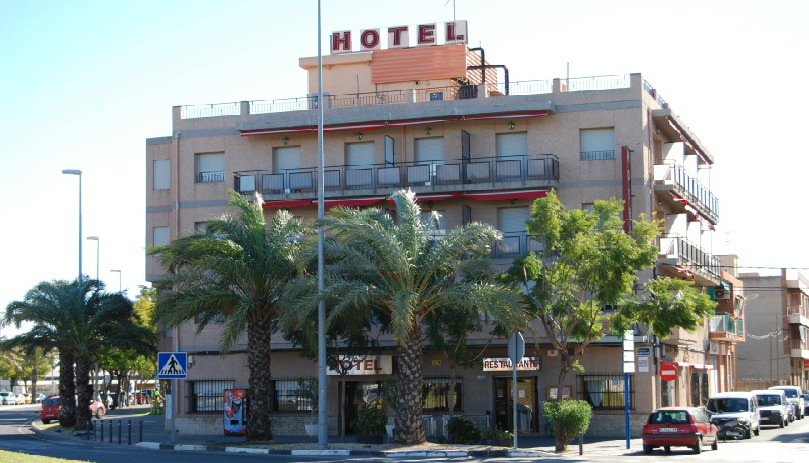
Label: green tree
xmin=284 ymin=189 xmax=523 ymax=444
xmin=150 ymin=190 xmax=307 ymax=441
xmin=4 ymin=278 xmax=152 ymax=430
xmin=502 ymin=191 xmax=714 ymax=450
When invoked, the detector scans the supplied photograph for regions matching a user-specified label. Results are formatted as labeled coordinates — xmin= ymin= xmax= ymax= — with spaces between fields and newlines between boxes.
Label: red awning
xmin=263 ymin=199 xmax=312 ymax=209
xmin=465 ymin=189 xmax=548 ymax=201
xmin=315 ymin=197 xmax=387 ymax=208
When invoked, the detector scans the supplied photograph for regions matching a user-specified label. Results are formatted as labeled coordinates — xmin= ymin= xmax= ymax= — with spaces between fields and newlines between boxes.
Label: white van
xmin=706 ymin=391 xmax=761 ymax=438
xmin=768 ymin=386 xmax=805 ymax=421
xmin=752 ymin=389 xmax=789 ymax=428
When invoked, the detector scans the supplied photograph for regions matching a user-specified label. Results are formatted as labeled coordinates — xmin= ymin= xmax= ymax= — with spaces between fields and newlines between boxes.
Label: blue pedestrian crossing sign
xmin=158 ymin=352 xmax=188 ymax=379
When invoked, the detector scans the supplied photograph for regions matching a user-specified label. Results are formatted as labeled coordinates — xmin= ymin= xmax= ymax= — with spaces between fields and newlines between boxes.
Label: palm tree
xmin=284 ymin=189 xmax=524 ymax=444
xmin=150 ymin=190 xmax=306 ymax=441
xmin=4 ymin=278 xmax=152 ymax=430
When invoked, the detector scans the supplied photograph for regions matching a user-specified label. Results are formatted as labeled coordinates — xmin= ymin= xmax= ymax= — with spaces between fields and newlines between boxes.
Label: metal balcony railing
xmin=491 ymin=232 xmax=542 ymax=258
xmin=233 ymin=154 xmax=559 ymax=197
xmin=710 ymin=314 xmax=744 ymax=336
xmin=197 ymin=171 xmax=225 ymax=183
xmin=654 ymin=161 xmax=719 ymax=220
xmin=659 ymin=236 xmax=720 ymax=281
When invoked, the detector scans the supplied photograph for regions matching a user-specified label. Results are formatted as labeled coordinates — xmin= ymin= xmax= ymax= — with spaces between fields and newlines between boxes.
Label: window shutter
xmin=496 ymin=132 xmax=527 ymax=158
xmin=346 ymin=142 xmax=375 ymax=166
xmin=274 ymin=147 xmax=301 ymax=172
xmin=415 ymin=137 xmax=444 ymax=163
xmin=498 ymin=207 xmax=529 ymax=233
xmin=581 ymin=128 xmax=615 ymax=152
xmin=154 ymin=160 xmax=170 ymax=190
xmin=197 ymin=153 xmax=224 ymax=173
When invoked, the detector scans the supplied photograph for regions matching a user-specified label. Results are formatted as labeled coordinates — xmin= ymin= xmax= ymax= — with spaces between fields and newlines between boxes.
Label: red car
xmin=39 ymin=396 xmax=106 ymax=424
xmin=642 ymin=407 xmax=718 ymax=454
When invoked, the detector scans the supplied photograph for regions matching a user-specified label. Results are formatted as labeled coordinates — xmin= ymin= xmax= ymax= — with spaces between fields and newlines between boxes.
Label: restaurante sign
xmin=332 ymin=21 xmax=467 ymax=54
xmin=483 ymin=357 xmax=540 ymax=372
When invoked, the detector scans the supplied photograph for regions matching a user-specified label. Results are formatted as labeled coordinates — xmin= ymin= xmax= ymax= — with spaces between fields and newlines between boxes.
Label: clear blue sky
xmin=1 ymin=0 xmax=807 ymax=335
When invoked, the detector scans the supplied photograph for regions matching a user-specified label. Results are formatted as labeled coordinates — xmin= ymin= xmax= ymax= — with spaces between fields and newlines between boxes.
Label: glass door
xmin=494 ymin=377 xmax=537 ymax=433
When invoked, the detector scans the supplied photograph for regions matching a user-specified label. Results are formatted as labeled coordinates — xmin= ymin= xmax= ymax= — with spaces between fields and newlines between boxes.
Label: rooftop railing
xmin=179 ymin=74 xmax=633 ymax=119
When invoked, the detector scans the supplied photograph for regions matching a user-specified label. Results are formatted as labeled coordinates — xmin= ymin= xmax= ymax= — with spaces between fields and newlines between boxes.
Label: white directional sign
xmin=158 ymin=352 xmax=188 ymax=379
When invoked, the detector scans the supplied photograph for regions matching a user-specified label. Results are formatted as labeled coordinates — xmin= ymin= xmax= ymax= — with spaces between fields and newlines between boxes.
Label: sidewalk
xmin=34 ymin=405 xmax=645 ymax=458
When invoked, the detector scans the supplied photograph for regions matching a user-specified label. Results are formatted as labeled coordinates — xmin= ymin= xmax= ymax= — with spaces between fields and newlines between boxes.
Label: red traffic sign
xmin=660 ymin=364 xmax=678 ymax=382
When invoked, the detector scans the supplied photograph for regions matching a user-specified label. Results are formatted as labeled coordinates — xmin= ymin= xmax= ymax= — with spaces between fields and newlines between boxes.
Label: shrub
xmin=481 ymin=427 xmax=513 ymax=445
xmin=350 ymin=404 xmax=387 ymax=435
xmin=543 ymin=400 xmax=592 ymax=451
xmin=447 ymin=416 xmax=481 ymax=444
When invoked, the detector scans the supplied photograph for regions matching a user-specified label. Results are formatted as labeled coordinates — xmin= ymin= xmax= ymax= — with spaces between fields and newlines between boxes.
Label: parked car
xmin=642 ymin=407 xmax=719 ymax=454
xmin=20 ymin=393 xmax=33 ymax=404
xmin=752 ymin=389 xmax=789 ymax=428
xmin=0 ymin=392 xmax=18 ymax=405
xmin=34 ymin=393 xmax=46 ymax=403
xmin=802 ymin=389 xmax=809 ymax=415
xmin=39 ymin=396 xmax=106 ymax=424
xmin=706 ymin=391 xmax=761 ymax=438
xmin=769 ymin=386 xmax=805 ymax=421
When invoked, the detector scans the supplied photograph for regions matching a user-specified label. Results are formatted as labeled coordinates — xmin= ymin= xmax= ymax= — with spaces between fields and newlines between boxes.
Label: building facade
xmin=146 ymin=26 xmax=731 ymax=437
xmin=737 ymin=270 xmax=809 ymax=390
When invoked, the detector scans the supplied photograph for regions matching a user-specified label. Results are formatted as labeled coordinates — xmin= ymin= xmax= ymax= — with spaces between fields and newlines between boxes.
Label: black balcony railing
xmin=581 ymin=150 xmax=615 ymax=161
xmin=234 ymin=154 xmax=559 ymax=197
xmin=660 ymin=236 xmax=720 ymax=281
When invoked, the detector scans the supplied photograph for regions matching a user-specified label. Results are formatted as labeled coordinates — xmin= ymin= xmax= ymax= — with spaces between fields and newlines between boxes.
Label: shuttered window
xmin=415 ymin=137 xmax=444 ymax=164
xmin=496 ymin=132 xmax=527 ymax=158
xmin=346 ymin=142 xmax=375 ymax=166
xmin=196 ymin=153 xmax=225 ymax=182
xmin=581 ymin=128 xmax=615 ymax=160
xmin=498 ymin=207 xmax=529 ymax=233
xmin=154 ymin=160 xmax=170 ymax=190
xmin=273 ymin=146 xmax=301 ymax=173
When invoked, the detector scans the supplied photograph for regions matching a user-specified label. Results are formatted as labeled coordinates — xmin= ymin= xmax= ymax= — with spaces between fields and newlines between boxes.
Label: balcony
xmin=234 ymin=154 xmax=559 ymax=200
xmin=790 ymin=338 xmax=809 ymax=359
xmin=491 ymin=231 xmax=542 ymax=259
xmin=658 ymin=236 xmax=721 ymax=286
xmin=709 ymin=314 xmax=745 ymax=342
xmin=654 ymin=161 xmax=718 ymax=223
xmin=787 ymin=306 xmax=809 ymax=327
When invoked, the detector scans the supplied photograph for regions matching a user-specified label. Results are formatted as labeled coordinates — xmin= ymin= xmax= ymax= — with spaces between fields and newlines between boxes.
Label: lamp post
xmin=111 ymin=270 xmax=122 ymax=292
xmin=62 ymin=169 xmax=83 ymax=288
xmin=87 ymin=236 xmax=99 ymax=282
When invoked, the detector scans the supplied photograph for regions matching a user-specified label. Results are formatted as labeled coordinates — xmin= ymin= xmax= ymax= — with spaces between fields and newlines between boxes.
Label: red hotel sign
xmin=483 ymin=357 xmax=540 ymax=372
xmin=332 ymin=21 xmax=467 ymax=54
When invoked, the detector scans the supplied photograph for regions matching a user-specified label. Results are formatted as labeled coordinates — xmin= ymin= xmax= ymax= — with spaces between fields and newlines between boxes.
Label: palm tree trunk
xmin=58 ymin=351 xmax=77 ymax=427
xmin=394 ymin=325 xmax=426 ymax=444
xmin=75 ymin=356 xmax=93 ymax=431
xmin=246 ymin=317 xmax=273 ymax=441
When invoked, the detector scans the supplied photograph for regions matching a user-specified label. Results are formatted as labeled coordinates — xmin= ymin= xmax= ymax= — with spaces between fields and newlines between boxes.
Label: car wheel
xmin=711 ymin=437 xmax=718 ymax=451
xmin=780 ymin=418 xmax=785 ymax=428
xmin=745 ymin=427 xmax=752 ymax=439
xmin=643 ymin=444 xmax=653 ymax=454
xmin=664 ymin=446 xmax=671 ymax=453
xmin=692 ymin=437 xmax=702 ymax=455
xmin=42 ymin=420 xmax=50 ymax=424
xmin=753 ymin=425 xmax=760 ymax=436
xmin=95 ymin=408 xmax=104 ymax=419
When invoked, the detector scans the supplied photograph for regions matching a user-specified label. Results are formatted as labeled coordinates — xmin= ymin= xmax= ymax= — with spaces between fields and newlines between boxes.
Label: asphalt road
xmin=1 ymin=403 xmax=808 ymax=462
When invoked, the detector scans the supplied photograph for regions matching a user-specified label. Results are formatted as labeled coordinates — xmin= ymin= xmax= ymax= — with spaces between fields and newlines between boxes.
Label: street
xmin=0 ymin=404 xmax=808 ymax=462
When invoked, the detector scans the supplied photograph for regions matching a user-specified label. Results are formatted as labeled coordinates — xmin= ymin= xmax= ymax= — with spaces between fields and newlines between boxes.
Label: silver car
xmin=0 ymin=392 xmax=17 ymax=405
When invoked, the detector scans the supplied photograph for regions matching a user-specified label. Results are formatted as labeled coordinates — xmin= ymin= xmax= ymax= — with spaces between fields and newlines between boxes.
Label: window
xmin=272 ymin=378 xmax=315 ymax=413
xmin=579 ymin=373 xmax=634 ymax=410
xmin=690 ymin=372 xmax=710 ymax=407
xmin=410 ymin=137 xmax=445 ymax=184
xmin=196 ymin=153 xmax=225 ymax=182
xmin=580 ymin=128 xmax=615 ymax=160
xmin=422 ymin=378 xmax=462 ymax=412
xmin=274 ymin=146 xmax=301 ymax=173
xmin=153 ymin=160 xmax=170 ymax=190
xmin=153 ymin=226 xmax=170 ymax=247
xmin=420 ymin=210 xmax=446 ymax=239
xmin=194 ymin=222 xmax=208 ymax=232
xmin=187 ymin=379 xmax=234 ymax=413
xmin=274 ymin=146 xmax=305 ymax=191
xmin=497 ymin=207 xmax=529 ymax=256
xmin=345 ymin=142 xmax=375 ymax=189
xmin=194 ymin=312 xmax=226 ymax=324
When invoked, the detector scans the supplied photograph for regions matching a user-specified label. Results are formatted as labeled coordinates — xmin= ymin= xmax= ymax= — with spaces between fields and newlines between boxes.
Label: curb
xmin=135 ymin=442 xmax=555 ymax=457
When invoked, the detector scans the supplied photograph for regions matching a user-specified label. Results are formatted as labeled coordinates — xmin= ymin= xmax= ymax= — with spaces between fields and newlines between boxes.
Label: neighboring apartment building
xmin=146 ymin=21 xmax=729 ymax=437
xmin=737 ymin=270 xmax=809 ymax=390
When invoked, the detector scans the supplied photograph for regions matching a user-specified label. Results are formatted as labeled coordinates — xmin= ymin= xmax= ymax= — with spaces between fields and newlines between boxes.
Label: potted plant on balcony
xmin=298 ymin=379 xmax=318 ymax=437
xmin=350 ymin=403 xmax=387 ymax=444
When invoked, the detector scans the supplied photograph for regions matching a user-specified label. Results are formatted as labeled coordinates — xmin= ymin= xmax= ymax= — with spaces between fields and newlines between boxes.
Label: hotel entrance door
xmin=493 ymin=377 xmax=537 ymax=433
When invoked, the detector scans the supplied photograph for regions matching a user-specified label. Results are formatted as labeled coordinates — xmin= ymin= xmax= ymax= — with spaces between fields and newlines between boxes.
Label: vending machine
xmin=223 ymin=389 xmax=248 ymax=436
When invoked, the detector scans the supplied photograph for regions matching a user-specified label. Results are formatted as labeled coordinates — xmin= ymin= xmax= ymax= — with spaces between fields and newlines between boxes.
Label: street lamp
xmin=87 ymin=236 xmax=99 ymax=283
xmin=111 ymin=270 xmax=122 ymax=292
xmin=62 ymin=169 xmax=83 ymax=288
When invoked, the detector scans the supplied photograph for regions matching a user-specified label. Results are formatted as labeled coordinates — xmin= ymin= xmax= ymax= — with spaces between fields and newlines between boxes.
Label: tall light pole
xmin=316 ymin=0 xmax=327 ymax=450
xmin=87 ymin=235 xmax=100 ymax=400
xmin=62 ymin=169 xmax=83 ymax=289
xmin=111 ymin=270 xmax=122 ymax=292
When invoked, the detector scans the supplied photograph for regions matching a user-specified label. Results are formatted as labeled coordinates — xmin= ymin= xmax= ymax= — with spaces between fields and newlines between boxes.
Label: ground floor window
xmin=272 ymin=378 xmax=315 ymax=413
xmin=690 ymin=371 xmax=710 ymax=406
xmin=423 ymin=377 xmax=463 ymax=412
xmin=578 ymin=373 xmax=634 ymax=410
xmin=187 ymin=379 xmax=234 ymax=413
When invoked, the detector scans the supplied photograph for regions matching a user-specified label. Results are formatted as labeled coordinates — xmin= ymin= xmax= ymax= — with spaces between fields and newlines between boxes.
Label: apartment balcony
xmin=657 ymin=236 xmax=721 ymax=286
xmin=787 ymin=306 xmax=809 ymax=327
xmin=790 ymin=338 xmax=809 ymax=359
xmin=491 ymin=231 xmax=542 ymax=259
xmin=709 ymin=314 xmax=745 ymax=342
xmin=233 ymin=154 xmax=559 ymax=201
xmin=653 ymin=161 xmax=719 ymax=223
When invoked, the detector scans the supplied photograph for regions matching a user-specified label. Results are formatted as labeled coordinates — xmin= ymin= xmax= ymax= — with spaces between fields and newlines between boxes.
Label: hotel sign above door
xmin=328 ymin=355 xmax=393 ymax=375
xmin=483 ymin=357 xmax=541 ymax=372
xmin=331 ymin=21 xmax=467 ymax=54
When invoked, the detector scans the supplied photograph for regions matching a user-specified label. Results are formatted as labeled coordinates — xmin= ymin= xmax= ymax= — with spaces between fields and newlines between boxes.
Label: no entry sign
xmin=660 ymin=364 xmax=678 ymax=381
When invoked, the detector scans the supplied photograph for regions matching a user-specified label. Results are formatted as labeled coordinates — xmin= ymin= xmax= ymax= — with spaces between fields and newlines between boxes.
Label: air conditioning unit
xmin=714 ymin=286 xmax=730 ymax=300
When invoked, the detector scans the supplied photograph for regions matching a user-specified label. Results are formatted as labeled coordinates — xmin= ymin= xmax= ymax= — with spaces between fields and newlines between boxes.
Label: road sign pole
xmin=508 ymin=332 xmax=525 ymax=450
xmin=171 ymin=379 xmax=176 ymax=442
